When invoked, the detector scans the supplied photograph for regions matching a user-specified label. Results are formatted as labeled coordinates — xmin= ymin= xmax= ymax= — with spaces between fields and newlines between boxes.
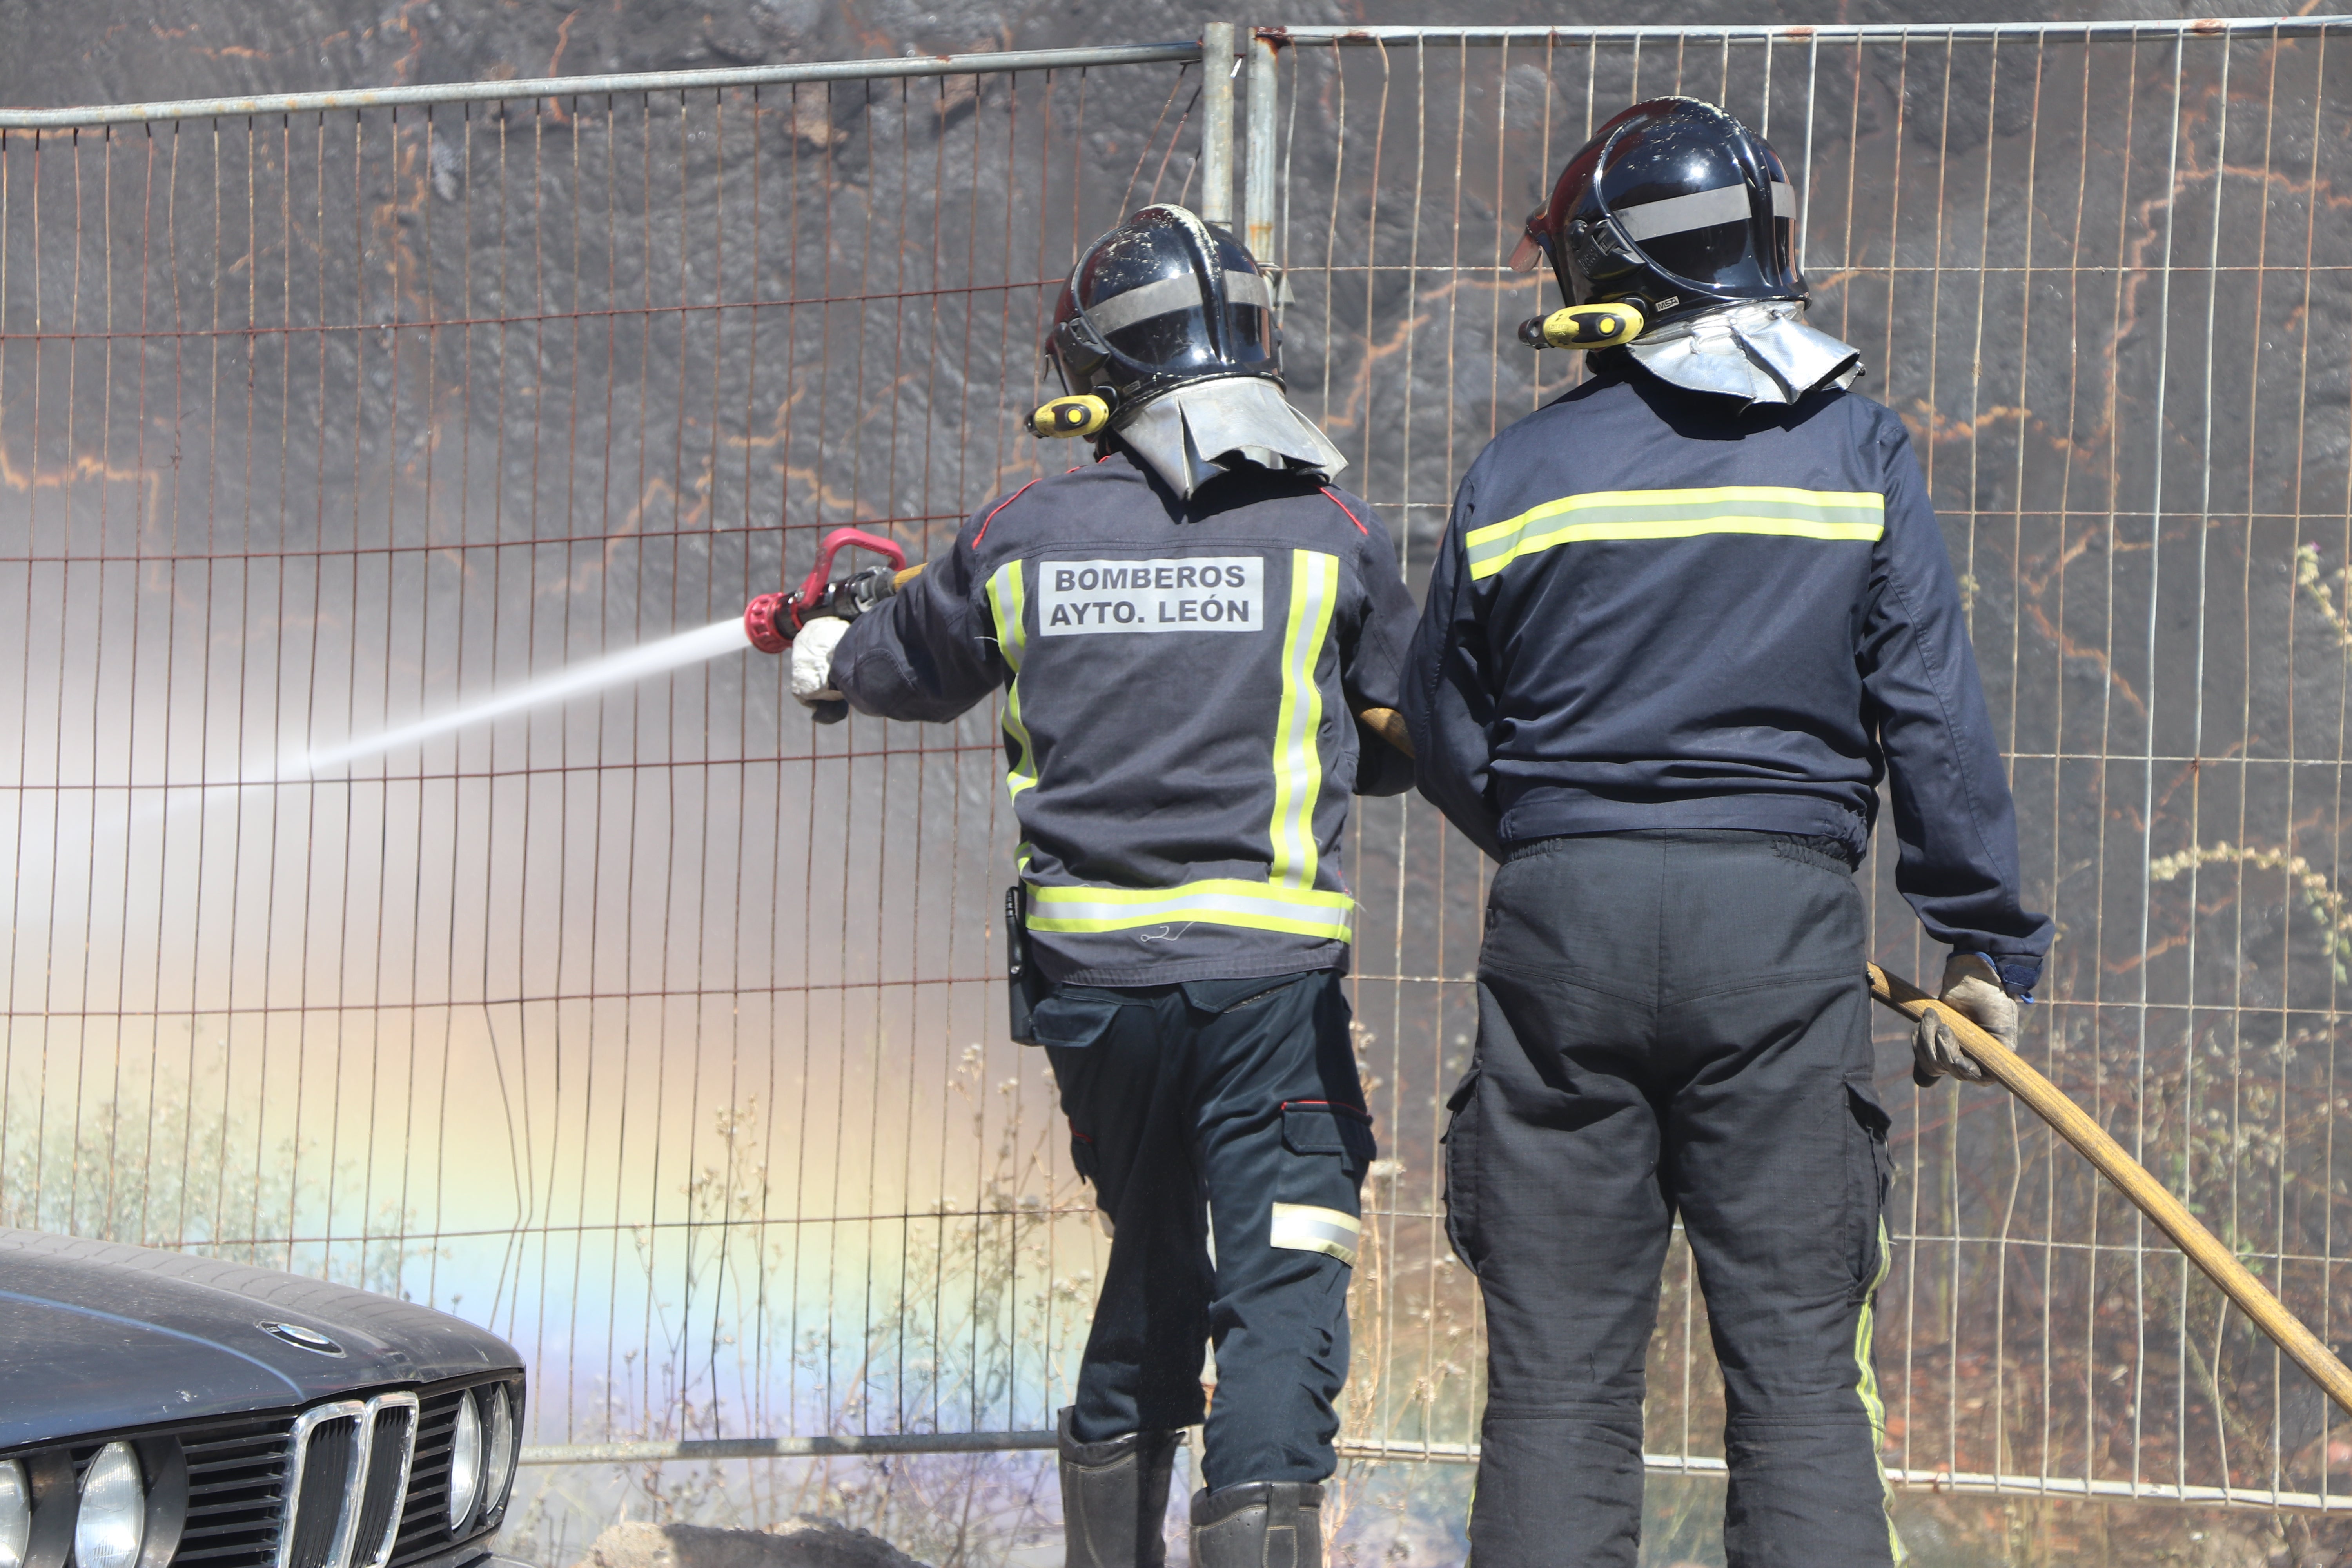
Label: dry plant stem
xmin=1867 ymin=962 xmax=2352 ymax=1420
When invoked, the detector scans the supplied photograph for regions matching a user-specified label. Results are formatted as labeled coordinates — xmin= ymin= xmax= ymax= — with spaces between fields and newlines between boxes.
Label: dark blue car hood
xmin=0 ymin=1229 xmax=521 ymax=1451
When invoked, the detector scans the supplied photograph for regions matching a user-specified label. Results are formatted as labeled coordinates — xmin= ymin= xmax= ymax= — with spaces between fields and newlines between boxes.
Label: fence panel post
xmin=1243 ymin=26 xmax=1279 ymax=264
xmin=1200 ymin=21 xmax=1236 ymax=226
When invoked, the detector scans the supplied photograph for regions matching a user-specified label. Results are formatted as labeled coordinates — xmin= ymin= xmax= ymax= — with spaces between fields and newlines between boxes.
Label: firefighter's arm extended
xmin=1339 ymin=494 xmax=1421 ymax=797
xmin=827 ymin=517 xmax=1007 ymax=724
xmin=1858 ymin=414 xmax=2053 ymax=1008
xmin=1400 ymin=473 xmax=1507 ymax=860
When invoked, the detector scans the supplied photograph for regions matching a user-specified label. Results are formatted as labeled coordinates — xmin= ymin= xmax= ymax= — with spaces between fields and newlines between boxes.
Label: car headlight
xmin=445 ymin=1392 xmax=483 ymax=1530
xmin=0 ymin=1461 xmax=27 ymax=1568
xmin=75 ymin=1444 xmax=144 ymax=1568
xmin=481 ymin=1385 xmax=516 ymax=1516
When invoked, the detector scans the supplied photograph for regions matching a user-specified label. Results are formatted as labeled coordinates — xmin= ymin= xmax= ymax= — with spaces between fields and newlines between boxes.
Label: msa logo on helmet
xmin=1039 ymin=556 xmax=1263 ymax=636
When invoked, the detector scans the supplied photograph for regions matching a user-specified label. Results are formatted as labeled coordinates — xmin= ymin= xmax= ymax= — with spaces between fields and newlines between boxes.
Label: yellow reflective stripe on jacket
xmin=986 ymin=561 xmax=1038 ymax=799
xmin=1269 ymin=550 xmax=1340 ymax=889
xmin=1026 ymin=878 xmax=1355 ymax=941
xmin=1465 ymin=485 xmax=1885 ymax=581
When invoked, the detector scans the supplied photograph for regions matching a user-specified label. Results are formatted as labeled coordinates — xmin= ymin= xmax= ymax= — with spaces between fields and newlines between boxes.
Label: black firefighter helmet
xmin=1513 ymin=98 xmax=1805 ymax=335
xmin=1034 ymin=204 xmax=1279 ymax=438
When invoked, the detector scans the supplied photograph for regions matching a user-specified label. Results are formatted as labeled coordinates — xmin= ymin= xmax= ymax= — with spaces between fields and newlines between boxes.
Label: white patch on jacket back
xmin=1038 ymin=556 xmax=1265 ymax=635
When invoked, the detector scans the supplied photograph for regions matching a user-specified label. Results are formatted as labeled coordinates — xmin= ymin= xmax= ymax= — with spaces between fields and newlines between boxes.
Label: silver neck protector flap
xmin=1114 ymin=376 xmax=1349 ymax=501
xmin=1626 ymin=300 xmax=1863 ymax=407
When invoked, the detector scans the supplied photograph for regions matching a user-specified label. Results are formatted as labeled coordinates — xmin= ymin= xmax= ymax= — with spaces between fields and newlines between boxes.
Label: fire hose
xmin=746 ymin=551 xmax=2352 ymax=1414
xmin=1868 ymin=963 xmax=2352 ymax=1416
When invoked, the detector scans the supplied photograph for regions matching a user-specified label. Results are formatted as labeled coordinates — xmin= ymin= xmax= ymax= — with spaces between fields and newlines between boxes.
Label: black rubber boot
xmin=1056 ymin=1405 xmax=1178 ymax=1568
xmin=1188 ymin=1481 xmax=1325 ymax=1568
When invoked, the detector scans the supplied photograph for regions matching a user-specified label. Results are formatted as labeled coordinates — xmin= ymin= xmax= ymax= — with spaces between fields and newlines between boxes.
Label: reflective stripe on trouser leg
xmin=1045 ymin=971 xmax=1368 ymax=1490
xmin=1856 ymin=1218 xmax=1906 ymax=1566
xmin=1269 ymin=1203 xmax=1360 ymax=1265
xmin=1193 ymin=971 xmax=1369 ymax=1491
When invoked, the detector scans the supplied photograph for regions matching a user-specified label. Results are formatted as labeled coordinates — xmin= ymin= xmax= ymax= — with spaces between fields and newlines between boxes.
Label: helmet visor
xmin=1083 ymin=271 xmax=1277 ymax=379
xmin=1611 ymin=179 xmax=1798 ymax=297
xmin=1508 ymin=205 xmax=1548 ymax=273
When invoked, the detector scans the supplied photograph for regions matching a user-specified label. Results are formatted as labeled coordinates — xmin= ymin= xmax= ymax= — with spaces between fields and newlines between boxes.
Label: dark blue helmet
xmin=1513 ymin=98 xmax=1806 ymax=332
xmin=1047 ymin=205 xmax=1279 ymax=424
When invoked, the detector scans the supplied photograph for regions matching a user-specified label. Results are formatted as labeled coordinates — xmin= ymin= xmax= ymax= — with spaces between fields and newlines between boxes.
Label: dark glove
xmin=1911 ymin=952 xmax=2018 ymax=1087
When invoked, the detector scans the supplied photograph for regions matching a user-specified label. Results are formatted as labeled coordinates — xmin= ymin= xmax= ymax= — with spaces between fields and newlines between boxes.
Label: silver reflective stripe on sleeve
xmin=1083 ymin=273 xmax=1209 ymax=336
xmin=1269 ymin=1202 xmax=1362 ymax=1264
xmin=1613 ymin=180 xmax=1795 ymax=241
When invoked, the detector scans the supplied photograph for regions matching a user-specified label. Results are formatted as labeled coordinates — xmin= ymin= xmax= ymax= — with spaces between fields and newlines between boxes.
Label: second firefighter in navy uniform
xmin=1404 ymin=101 xmax=2054 ymax=1567
xmin=790 ymin=205 xmax=1417 ymax=1568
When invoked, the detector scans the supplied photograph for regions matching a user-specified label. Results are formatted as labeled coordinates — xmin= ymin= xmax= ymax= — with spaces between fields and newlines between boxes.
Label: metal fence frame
xmin=12 ymin=12 xmax=2352 ymax=1524
xmin=1248 ymin=13 xmax=2352 ymax=1516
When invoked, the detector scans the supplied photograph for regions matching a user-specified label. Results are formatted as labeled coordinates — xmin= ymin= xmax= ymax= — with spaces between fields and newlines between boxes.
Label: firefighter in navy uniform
xmin=1403 ymin=100 xmax=2054 ymax=1568
xmin=788 ymin=205 xmax=1417 ymax=1568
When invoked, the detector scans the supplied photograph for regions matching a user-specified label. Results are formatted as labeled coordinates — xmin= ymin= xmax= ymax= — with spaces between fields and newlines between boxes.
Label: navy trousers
xmin=1038 ymin=968 xmax=1372 ymax=1490
xmin=1446 ymin=831 xmax=1900 ymax=1568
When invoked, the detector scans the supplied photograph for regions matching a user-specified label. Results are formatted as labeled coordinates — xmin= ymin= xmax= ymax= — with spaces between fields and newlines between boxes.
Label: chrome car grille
xmin=275 ymin=1393 xmax=419 ymax=1568
xmin=13 ymin=1379 xmax=509 ymax=1568
xmin=386 ymin=1383 xmax=506 ymax=1568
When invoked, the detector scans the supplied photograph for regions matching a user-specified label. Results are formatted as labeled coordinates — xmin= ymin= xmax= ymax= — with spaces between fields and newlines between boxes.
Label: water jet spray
xmin=296 ymin=527 xmax=918 ymax=776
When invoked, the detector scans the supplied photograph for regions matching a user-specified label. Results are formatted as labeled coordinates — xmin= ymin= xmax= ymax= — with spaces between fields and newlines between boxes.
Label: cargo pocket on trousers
xmin=1281 ymin=1101 xmax=1377 ymax=1167
xmin=1440 ymin=1066 xmax=1483 ymax=1276
xmin=1272 ymin=1103 xmax=1374 ymax=1266
xmin=1845 ymin=1078 xmax=1895 ymax=1299
xmin=1027 ymin=987 xmax=1128 ymax=1050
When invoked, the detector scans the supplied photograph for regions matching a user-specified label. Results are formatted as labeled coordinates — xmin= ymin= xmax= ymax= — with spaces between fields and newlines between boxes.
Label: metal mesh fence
xmin=1267 ymin=16 xmax=2352 ymax=1514
xmin=0 ymin=45 xmax=1207 ymax=1523
xmin=11 ymin=15 xmax=2352 ymax=1556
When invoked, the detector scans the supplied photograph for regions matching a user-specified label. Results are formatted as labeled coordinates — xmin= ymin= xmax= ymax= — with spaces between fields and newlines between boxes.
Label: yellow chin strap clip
xmin=1517 ymin=301 xmax=1646 ymax=350
xmin=1028 ymin=394 xmax=1112 ymax=438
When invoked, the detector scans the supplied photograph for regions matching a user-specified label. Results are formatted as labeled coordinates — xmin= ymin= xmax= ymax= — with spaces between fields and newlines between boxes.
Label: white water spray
xmin=294 ymin=615 xmax=754 ymax=775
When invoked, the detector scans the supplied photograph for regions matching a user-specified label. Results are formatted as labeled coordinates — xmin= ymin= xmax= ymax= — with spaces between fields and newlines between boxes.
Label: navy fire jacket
xmin=831 ymin=448 xmax=1419 ymax=987
xmin=1403 ymin=364 xmax=2052 ymax=980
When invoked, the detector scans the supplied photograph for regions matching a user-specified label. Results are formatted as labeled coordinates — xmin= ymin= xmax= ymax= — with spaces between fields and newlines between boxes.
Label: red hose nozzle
xmin=744 ymin=592 xmax=793 ymax=654
xmin=742 ymin=527 xmax=909 ymax=656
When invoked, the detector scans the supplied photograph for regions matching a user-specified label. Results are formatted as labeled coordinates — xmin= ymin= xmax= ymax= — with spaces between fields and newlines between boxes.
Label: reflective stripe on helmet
xmin=1227 ymin=270 xmax=1274 ymax=309
xmin=1025 ymin=879 xmax=1355 ymax=940
xmin=1082 ymin=264 xmax=1274 ymax=338
xmin=1083 ymin=272 xmax=1209 ymax=337
xmin=1613 ymin=180 xmax=1796 ymax=242
xmin=1465 ymin=485 xmax=1883 ymax=580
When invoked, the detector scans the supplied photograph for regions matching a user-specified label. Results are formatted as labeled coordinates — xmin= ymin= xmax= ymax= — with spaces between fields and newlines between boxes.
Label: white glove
xmin=1911 ymin=952 xmax=2019 ymax=1085
xmin=789 ymin=616 xmax=851 ymax=708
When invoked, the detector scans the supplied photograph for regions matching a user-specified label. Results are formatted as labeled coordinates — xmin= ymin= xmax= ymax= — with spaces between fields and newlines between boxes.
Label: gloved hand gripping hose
xmin=1869 ymin=962 xmax=2352 ymax=1420
xmin=743 ymin=527 xmax=921 ymax=724
xmin=743 ymin=526 xmax=914 ymax=652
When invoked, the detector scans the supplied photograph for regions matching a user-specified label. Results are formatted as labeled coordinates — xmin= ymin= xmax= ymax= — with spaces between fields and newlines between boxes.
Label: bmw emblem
xmin=260 ymin=1321 xmax=346 ymax=1356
